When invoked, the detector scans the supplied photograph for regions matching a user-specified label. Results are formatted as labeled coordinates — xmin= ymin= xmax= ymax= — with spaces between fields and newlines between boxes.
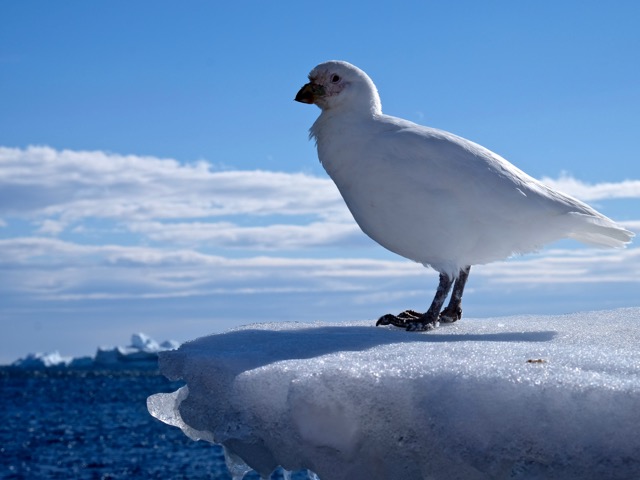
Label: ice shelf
xmin=148 ymin=308 xmax=640 ymax=479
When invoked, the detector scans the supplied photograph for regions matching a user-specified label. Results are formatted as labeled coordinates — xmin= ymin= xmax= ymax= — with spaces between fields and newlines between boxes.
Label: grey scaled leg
xmin=439 ymin=266 xmax=471 ymax=323
xmin=377 ymin=272 xmax=455 ymax=330
xmin=406 ymin=272 xmax=454 ymax=331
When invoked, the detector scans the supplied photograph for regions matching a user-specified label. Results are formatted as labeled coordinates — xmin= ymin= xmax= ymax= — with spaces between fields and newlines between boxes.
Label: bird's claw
xmin=376 ymin=309 xmax=439 ymax=331
xmin=375 ymin=314 xmax=400 ymax=327
xmin=377 ymin=306 xmax=461 ymax=331
xmin=375 ymin=309 xmax=422 ymax=328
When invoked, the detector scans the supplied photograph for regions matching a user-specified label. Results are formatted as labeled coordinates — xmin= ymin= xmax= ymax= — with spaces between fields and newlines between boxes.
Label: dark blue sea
xmin=0 ymin=369 xmax=313 ymax=480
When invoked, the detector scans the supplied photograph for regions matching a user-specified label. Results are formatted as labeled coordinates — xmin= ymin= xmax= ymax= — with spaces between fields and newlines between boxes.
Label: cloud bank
xmin=0 ymin=146 xmax=358 ymax=250
xmin=541 ymin=173 xmax=640 ymax=201
xmin=2 ymin=146 xmax=638 ymax=250
xmin=0 ymin=145 xmax=638 ymax=306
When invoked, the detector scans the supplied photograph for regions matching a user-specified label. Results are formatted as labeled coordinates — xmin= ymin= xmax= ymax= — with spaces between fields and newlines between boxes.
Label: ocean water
xmin=0 ymin=369 xmax=312 ymax=480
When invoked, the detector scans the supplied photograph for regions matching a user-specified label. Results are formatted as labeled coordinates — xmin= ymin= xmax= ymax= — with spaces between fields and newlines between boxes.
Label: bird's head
xmin=294 ymin=60 xmax=382 ymax=115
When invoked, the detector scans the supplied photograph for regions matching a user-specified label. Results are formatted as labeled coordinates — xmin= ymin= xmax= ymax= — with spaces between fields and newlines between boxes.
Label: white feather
xmin=302 ymin=61 xmax=633 ymax=277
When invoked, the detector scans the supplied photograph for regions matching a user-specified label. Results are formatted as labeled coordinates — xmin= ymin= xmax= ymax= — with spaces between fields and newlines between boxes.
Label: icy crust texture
xmin=148 ymin=308 xmax=640 ymax=479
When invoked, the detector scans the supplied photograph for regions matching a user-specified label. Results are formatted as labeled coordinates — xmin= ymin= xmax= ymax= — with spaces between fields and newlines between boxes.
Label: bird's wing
xmin=371 ymin=119 xmax=560 ymax=215
xmin=368 ymin=116 xmax=632 ymax=249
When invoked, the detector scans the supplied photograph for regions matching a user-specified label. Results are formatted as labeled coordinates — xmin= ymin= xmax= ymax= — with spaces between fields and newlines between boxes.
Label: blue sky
xmin=1 ymin=1 xmax=639 ymax=362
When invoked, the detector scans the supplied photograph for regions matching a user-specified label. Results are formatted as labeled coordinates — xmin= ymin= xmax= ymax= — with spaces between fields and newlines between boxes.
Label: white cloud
xmin=540 ymin=173 xmax=640 ymax=201
xmin=0 ymin=145 xmax=361 ymax=250
xmin=36 ymin=219 xmax=67 ymax=235
xmin=2 ymin=146 xmax=637 ymax=254
xmin=0 ymin=237 xmax=637 ymax=306
xmin=128 ymin=220 xmax=367 ymax=249
xmin=621 ymin=220 xmax=640 ymax=232
xmin=475 ymin=246 xmax=640 ymax=285
xmin=0 ymin=145 xmax=347 ymax=221
xmin=0 ymin=146 xmax=638 ymax=314
xmin=0 ymin=237 xmax=424 ymax=300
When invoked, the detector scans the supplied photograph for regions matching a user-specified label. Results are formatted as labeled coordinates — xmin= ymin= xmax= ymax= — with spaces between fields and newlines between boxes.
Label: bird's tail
xmin=567 ymin=212 xmax=634 ymax=248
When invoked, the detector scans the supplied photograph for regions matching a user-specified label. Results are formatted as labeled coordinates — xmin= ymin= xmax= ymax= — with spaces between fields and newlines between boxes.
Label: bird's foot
xmin=376 ymin=309 xmax=422 ymax=328
xmin=376 ymin=310 xmax=439 ymax=331
xmin=439 ymin=305 xmax=462 ymax=323
xmin=405 ymin=318 xmax=439 ymax=331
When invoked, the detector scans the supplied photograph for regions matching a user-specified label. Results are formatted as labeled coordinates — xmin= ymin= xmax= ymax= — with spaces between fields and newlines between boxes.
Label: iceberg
xmin=11 ymin=333 xmax=180 ymax=370
xmin=148 ymin=308 xmax=640 ymax=479
xmin=94 ymin=333 xmax=180 ymax=369
xmin=11 ymin=350 xmax=73 ymax=369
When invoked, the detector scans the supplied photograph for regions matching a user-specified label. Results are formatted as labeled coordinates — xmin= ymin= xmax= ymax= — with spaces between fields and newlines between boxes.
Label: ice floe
xmin=148 ymin=308 xmax=640 ymax=479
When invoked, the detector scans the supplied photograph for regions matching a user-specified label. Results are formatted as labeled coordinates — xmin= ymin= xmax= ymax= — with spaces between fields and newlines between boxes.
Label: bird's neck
xmin=310 ymin=111 xmax=380 ymax=182
xmin=310 ymin=109 xmax=376 ymax=145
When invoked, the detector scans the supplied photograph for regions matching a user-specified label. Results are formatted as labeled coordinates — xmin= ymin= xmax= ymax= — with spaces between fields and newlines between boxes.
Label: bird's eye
xmin=330 ymin=74 xmax=340 ymax=83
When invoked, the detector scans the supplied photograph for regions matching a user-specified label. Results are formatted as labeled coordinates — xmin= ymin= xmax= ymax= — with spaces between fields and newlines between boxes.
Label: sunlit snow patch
xmin=148 ymin=308 xmax=640 ymax=479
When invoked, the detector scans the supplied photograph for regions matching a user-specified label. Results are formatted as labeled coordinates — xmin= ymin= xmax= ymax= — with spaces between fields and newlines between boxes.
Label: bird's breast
xmin=318 ymin=136 xmax=447 ymax=263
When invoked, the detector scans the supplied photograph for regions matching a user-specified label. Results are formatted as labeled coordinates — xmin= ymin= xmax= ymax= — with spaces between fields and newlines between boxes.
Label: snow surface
xmin=148 ymin=308 xmax=640 ymax=479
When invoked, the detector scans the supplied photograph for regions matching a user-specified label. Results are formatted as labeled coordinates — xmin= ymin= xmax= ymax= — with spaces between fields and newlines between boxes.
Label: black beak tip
xmin=294 ymin=90 xmax=314 ymax=104
xmin=294 ymin=83 xmax=317 ymax=104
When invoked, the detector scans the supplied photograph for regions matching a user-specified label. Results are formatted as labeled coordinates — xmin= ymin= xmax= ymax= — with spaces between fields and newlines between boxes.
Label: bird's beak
xmin=294 ymin=82 xmax=325 ymax=104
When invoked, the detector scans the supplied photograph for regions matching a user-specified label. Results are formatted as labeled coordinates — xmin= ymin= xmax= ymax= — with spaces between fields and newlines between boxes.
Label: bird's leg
xmin=439 ymin=266 xmax=471 ymax=323
xmin=376 ymin=271 xmax=464 ymax=331
xmin=377 ymin=273 xmax=456 ymax=329
xmin=405 ymin=272 xmax=454 ymax=331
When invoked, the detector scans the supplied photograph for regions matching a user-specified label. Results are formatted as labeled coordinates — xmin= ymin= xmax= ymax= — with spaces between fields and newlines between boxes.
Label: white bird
xmin=295 ymin=60 xmax=634 ymax=331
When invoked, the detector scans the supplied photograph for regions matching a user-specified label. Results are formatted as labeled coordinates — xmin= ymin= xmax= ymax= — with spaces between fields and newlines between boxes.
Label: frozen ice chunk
xmin=11 ymin=351 xmax=71 ymax=368
xmin=148 ymin=308 xmax=640 ymax=479
xmin=10 ymin=333 xmax=181 ymax=370
xmin=131 ymin=332 xmax=161 ymax=352
xmin=147 ymin=386 xmax=215 ymax=443
xmin=94 ymin=333 xmax=180 ymax=369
